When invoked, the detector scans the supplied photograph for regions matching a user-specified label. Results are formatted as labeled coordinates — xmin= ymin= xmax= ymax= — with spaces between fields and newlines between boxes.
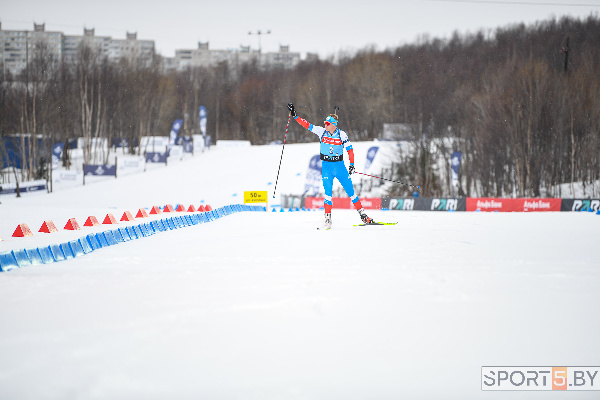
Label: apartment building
xmin=0 ymin=23 xmax=62 ymax=76
xmin=0 ymin=23 xmax=155 ymax=77
xmin=168 ymin=42 xmax=302 ymax=72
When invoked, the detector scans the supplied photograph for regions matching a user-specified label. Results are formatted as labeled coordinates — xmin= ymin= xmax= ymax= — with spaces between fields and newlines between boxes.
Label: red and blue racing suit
xmin=294 ymin=116 xmax=363 ymax=212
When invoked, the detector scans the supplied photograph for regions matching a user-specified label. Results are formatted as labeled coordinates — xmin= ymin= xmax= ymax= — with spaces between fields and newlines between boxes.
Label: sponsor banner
xmin=304 ymin=154 xmax=322 ymax=196
xmin=51 ymin=142 xmax=64 ymax=170
xmin=451 ymin=151 xmax=462 ymax=186
xmin=83 ymin=164 xmax=116 ymax=176
xmin=121 ymin=159 xmax=141 ymax=169
xmin=169 ymin=119 xmax=183 ymax=148
xmin=178 ymin=137 xmax=193 ymax=154
xmin=305 ymin=197 xmax=381 ymax=209
xmin=467 ymin=198 xmax=507 ymax=212
xmin=57 ymin=170 xmax=78 ymax=181
xmin=364 ymin=146 xmax=379 ymax=171
xmin=382 ymin=198 xmax=415 ymax=210
xmin=112 ymin=138 xmax=129 ymax=148
xmin=429 ymin=198 xmax=466 ymax=211
xmin=0 ymin=180 xmax=47 ymax=194
xmin=561 ymin=199 xmax=600 ymax=212
xmin=360 ymin=198 xmax=382 ymax=209
xmin=519 ymin=198 xmax=561 ymax=212
xmin=199 ymin=105 xmax=207 ymax=136
xmin=145 ymin=152 xmax=167 ymax=164
xmin=467 ymin=198 xmax=561 ymax=212
xmin=382 ymin=198 xmax=466 ymax=211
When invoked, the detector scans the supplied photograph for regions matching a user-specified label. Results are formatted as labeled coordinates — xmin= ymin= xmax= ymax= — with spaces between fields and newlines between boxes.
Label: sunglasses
xmin=324 ymin=116 xmax=338 ymax=126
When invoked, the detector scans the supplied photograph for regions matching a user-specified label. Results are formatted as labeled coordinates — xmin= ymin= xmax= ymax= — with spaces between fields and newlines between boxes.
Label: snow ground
xmin=0 ymin=143 xmax=599 ymax=399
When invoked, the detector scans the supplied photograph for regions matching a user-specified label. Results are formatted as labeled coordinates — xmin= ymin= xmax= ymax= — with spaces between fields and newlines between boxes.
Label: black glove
xmin=287 ymin=103 xmax=296 ymax=117
xmin=348 ymin=164 xmax=355 ymax=175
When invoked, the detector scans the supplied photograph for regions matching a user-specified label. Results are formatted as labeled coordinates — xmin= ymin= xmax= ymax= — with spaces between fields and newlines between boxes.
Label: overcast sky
xmin=2 ymin=0 xmax=599 ymax=58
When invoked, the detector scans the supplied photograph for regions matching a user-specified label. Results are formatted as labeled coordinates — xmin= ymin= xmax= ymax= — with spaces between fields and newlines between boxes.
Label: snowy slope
xmin=0 ymin=143 xmax=599 ymax=399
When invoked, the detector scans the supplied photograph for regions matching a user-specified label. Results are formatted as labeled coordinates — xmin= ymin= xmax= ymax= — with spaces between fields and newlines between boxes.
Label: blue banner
xmin=112 ymin=138 xmax=135 ymax=148
xmin=0 ymin=182 xmax=47 ymax=194
xmin=52 ymin=142 xmax=64 ymax=169
xmin=182 ymin=137 xmax=193 ymax=154
xmin=84 ymin=164 xmax=116 ymax=176
xmin=364 ymin=146 xmax=379 ymax=171
xmin=304 ymin=154 xmax=322 ymax=196
xmin=169 ymin=119 xmax=183 ymax=148
xmin=199 ymin=106 xmax=207 ymax=136
xmin=451 ymin=151 xmax=462 ymax=186
xmin=145 ymin=152 xmax=168 ymax=164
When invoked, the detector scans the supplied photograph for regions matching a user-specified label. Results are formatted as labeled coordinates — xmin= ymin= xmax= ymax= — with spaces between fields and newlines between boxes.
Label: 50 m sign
xmin=244 ymin=191 xmax=268 ymax=204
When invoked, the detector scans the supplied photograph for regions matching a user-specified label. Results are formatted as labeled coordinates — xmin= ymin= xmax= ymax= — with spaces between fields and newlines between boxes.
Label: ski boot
xmin=323 ymin=213 xmax=332 ymax=230
xmin=358 ymin=208 xmax=374 ymax=224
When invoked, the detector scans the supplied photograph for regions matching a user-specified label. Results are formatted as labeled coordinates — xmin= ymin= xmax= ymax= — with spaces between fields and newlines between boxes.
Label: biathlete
xmin=287 ymin=103 xmax=373 ymax=229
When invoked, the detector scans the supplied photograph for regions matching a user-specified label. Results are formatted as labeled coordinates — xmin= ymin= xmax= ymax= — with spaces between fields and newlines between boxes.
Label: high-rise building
xmin=62 ymin=28 xmax=111 ymax=64
xmin=107 ymin=32 xmax=155 ymax=66
xmin=165 ymin=42 xmax=303 ymax=72
xmin=0 ymin=23 xmax=155 ymax=77
xmin=0 ymin=23 xmax=62 ymax=77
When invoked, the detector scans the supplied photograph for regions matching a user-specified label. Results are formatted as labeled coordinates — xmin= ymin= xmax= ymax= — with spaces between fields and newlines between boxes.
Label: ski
xmin=353 ymin=221 xmax=398 ymax=227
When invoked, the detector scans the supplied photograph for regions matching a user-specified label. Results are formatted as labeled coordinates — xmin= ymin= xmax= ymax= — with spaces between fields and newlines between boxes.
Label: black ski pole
xmin=273 ymin=114 xmax=291 ymax=199
xmin=355 ymin=171 xmax=420 ymax=189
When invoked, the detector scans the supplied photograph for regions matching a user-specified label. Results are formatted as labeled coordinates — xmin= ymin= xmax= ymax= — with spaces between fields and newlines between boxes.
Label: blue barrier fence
xmin=0 ymin=204 xmax=265 ymax=272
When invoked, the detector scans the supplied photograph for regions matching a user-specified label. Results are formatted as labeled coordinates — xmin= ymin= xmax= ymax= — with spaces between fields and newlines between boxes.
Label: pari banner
xmin=51 ymin=142 xmax=65 ymax=170
xmin=304 ymin=154 xmax=322 ymax=196
xmin=169 ymin=119 xmax=183 ymax=148
xmin=199 ymin=106 xmax=207 ymax=136
xmin=364 ymin=146 xmax=379 ymax=171
xmin=451 ymin=151 xmax=462 ymax=186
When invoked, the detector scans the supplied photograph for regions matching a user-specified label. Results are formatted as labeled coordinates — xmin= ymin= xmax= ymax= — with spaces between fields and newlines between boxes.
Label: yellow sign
xmin=244 ymin=191 xmax=268 ymax=204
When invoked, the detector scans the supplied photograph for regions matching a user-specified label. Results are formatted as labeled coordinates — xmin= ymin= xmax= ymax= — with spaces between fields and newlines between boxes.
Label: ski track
xmin=0 ymin=143 xmax=599 ymax=399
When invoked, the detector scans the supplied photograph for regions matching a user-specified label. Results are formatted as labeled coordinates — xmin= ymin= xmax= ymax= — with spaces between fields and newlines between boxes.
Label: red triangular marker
xmin=84 ymin=216 xmax=100 ymax=227
xmin=39 ymin=220 xmax=58 ymax=233
xmin=136 ymin=208 xmax=149 ymax=218
xmin=120 ymin=211 xmax=135 ymax=221
xmin=64 ymin=218 xmax=81 ymax=230
xmin=149 ymin=206 xmax=162 ymax=215
xmin=187 ymin=205 xmax=197 ymax=212
xmin=13 ymin=223 xmax=33 ymax=237
xmin=103 ymin=213 xmax=118 ymax=224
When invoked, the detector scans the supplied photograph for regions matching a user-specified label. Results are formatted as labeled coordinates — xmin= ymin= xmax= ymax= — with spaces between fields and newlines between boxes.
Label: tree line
xmin=1 ymin=15 xmax=598 ymax=197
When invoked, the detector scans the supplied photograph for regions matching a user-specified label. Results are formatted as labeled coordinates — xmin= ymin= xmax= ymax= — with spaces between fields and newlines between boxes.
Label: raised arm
xmin=287 ymin=103 xmax=325 ymax=138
